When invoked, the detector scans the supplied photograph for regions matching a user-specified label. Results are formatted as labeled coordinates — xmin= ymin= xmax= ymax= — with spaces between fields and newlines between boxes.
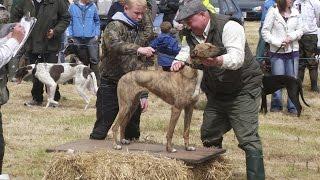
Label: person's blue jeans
xmin=270 ymin=56 xmax=299 ymax=112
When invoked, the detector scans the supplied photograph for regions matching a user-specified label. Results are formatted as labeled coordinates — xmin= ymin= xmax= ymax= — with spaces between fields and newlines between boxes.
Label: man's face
xmin=124 ymin=4 xmax=146 ymax=22
xmin=184 ymin=12 xmax=208 ymax=36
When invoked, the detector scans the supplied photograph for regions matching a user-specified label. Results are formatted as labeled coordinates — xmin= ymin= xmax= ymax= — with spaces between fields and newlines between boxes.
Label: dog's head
xmin=190 ymin=43 xmax=225 ymax=65
xmin=14 ymin=65 xmax=34 ymax=84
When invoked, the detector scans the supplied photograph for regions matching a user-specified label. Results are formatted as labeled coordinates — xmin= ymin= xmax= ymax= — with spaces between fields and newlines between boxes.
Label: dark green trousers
xmin=201 ymin=87 xmax=263 ymax=152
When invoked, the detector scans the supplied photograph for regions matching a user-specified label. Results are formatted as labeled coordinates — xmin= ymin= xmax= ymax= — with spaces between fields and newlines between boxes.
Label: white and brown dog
xmin=15 ymin=63 xmax=98 ymax=109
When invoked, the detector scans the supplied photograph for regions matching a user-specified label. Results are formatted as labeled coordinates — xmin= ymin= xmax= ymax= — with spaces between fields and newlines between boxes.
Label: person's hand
xmin=170 ymin=60 xmax=185 ymax=71
xmin=281 ymin=36 xmax=291 ymax=48
xmin=47 ymin=29 xmax=54 ymax=39
xmin=140 ymin=97 xmax=148 ymax=113
xmin=202 ymin=56 xmax=223 ymax=67
xmin=11 ymin=23 xmax=25 ymax=43
xmin=137 ymin=47 xmax=155 ymax=57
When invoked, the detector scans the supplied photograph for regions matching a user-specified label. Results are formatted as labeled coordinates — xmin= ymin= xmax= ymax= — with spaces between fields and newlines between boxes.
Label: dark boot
xmin=309 ymin=68 xmax=319 ymax=93
xmin=246 ymin=150 xmax=265 ymax=180
xmin=298 ymin=68 xmax=305 ymax=83
xmin=90 ymin=64 xmax=100 ymax=86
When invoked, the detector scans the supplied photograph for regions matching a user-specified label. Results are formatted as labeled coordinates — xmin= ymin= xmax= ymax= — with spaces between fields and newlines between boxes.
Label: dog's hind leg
xmin=45 ymin=84 xmax=59 ymax=108
xmin=287 ymin=89 xmax=302 ymax=117
xmin=183 ymin=105 xmax=196 ymax=151
xmin=166 ymin=106 xmax=182 ymax=153
xmin=75 ymin=83 xmax=90 ymax=110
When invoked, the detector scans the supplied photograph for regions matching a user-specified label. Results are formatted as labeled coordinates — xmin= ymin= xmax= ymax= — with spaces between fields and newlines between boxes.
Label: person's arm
xmin=314 ymin=0 xmax=320 ymax=27
xmin=0 ymin=38 xmax=19 ymax=68
xmin=218 ymin=21 xmax=245 ymax=70
xmin=287 ymin=11 xmax=304 ymax=41
xmin=93 ymin=4 xmax=101 ymax=37
xmin=261 ymin=8 xmax=282 ymax=47
xmin=0 ymin=24 xmax=24 ymax=68
xmin=67 ymin=5 xmax=73 ymax=37
xmin=104 ymin=21 xmax=154 ymax=57
xmin=52 ymin=0 xmax=71 ymax=37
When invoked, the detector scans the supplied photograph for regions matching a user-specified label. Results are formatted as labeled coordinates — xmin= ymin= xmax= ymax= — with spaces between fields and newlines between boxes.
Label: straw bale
xmin=43 ymin=151 xmax=230 ymax=180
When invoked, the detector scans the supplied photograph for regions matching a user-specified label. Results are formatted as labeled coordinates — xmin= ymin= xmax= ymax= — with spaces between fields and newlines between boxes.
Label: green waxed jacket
xmin=10 ymin=0 xmax=70 ymax=53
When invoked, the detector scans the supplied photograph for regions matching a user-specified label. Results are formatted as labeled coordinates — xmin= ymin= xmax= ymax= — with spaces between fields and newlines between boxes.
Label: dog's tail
xmin=89 ymin=72 xmax=98 ymax=95
xmin=298 ymin=79 xmax=310 ymax=107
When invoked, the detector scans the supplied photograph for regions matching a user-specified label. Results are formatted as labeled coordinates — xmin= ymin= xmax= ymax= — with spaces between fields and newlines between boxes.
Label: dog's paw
xmin=113 ymin=144 xmax=122 ymax=150
xmin=186 ymin=146 xmax=196 ymax=151
xmin=121 ymin=139 xmax=130 ymax=145
xmin=166 ymin=147 xmax=177 ymax=153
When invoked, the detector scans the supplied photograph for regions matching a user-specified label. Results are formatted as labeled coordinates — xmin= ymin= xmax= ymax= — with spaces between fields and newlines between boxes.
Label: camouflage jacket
xmin=100 ymin=10 xmax=154 ymax=82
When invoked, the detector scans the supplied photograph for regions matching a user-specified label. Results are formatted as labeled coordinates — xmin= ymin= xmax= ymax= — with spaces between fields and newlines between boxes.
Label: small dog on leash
xmin=111 ymin=43 xmax=223 ymax=153
xmin=261 ymin=75 xmax=310 ymax=117
xmin=15 ymin=63 xmax=98 ymax=109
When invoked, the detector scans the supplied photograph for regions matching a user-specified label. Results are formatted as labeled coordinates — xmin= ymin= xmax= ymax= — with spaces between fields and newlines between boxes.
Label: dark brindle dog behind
xmin=111 ymin=43 xmax=222 ymax=153
xmin=261 ymin=75 xmax=310 ymax=117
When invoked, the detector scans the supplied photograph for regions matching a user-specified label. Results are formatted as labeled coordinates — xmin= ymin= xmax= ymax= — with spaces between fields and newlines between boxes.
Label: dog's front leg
xmin=183 ymin=105 xmax=196 ymax=151
xmin=166 ymin=106 xmax=182 ymax=153
xmin=192 ymin=70 xmax=203 ymax=98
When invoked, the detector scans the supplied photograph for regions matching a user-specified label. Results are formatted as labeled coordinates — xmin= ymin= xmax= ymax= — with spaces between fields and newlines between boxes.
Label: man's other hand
xmin=137 ymin=47 xmax=155 ymax=57
xmin=11 ymin=23 xmax=25 ymax=43
xmin=47 ymin=29 xmax=54 ymax=39
xmin=170 ymin=60 xmax=185 ymax=71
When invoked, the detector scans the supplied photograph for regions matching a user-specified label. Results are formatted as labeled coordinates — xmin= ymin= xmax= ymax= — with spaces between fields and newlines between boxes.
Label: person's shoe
xmin=288 ymin=109 xmax=298 ymax=116
xmin=311 ymin=86 xmax=320 ymax=93
xmin=24 ymin=100 xmax=43 ymax=107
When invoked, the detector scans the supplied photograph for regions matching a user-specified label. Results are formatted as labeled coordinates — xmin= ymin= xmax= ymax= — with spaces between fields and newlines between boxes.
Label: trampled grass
xmin=1 ymin=21 xmax=319 ymax=179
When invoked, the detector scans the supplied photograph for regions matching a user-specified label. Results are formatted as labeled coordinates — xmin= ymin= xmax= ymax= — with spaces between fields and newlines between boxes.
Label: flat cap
xmin=175 ymin=0 xmax=207 ymax=22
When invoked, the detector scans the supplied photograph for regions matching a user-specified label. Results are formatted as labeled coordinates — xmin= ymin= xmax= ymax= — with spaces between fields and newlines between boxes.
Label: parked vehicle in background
xmin=211 ymin=0 xmax=264 ymax=21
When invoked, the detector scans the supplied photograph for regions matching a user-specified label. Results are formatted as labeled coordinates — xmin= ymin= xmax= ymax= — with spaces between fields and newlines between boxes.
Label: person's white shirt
xmin=174 ymin=20 xmax=245 ymax=70
xmin=293 ymin=0 xmax=320 ymax=35
xmin=0 ymin=37 xmax=20 ymax=68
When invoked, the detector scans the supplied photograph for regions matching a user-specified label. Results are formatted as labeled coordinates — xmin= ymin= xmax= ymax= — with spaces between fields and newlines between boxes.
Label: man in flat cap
xmin=171 ymin=0 xmax=265 ymax=179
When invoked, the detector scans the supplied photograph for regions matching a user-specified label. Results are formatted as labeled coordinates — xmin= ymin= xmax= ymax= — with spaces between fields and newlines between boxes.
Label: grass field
xmin=2 ymin=21 xmax=320 ymax=179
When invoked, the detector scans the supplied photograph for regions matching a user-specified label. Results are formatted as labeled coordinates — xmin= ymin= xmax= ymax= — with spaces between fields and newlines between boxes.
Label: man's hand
xmin=137 ymin=47 xmax=155 ymax=57
xmin=202 ymin=56 xmax=223 ymax=67
xmin=140 ymin=97 xmax=148 ymax=113
xmin=170 ymin=61 xmax=185 ymax=71
xmin=47 ymin=29 xmax=54 ymax=39
xmin=11 ymin=23 xmax=25 ymax=43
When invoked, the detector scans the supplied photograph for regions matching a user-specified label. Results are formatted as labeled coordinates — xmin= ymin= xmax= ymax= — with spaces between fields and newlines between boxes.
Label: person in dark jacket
xmin=171 ymin=1 xmax=265 ymax=179
xmin=11 ymin=0 xmax=70 ymax=107
xmin=89 ymin=0 xmax=154 ymax=140
xmin=150 ymin=21 xmax=181 ymax=71
xmin=158 ymin=0 xmax=180 ymax=25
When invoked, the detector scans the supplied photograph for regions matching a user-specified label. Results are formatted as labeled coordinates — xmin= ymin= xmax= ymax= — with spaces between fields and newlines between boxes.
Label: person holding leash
xmin=89 ymin=0 xmax=154 ymax=141
xmin=261 ymin=0 xmax=303 ymax=114
xmin=171 ymin=0 xmax=265 ymax=179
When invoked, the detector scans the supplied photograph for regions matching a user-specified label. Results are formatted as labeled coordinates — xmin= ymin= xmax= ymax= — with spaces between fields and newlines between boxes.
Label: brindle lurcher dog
xmin=111 ymin=43 xmax=221 ymax=153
